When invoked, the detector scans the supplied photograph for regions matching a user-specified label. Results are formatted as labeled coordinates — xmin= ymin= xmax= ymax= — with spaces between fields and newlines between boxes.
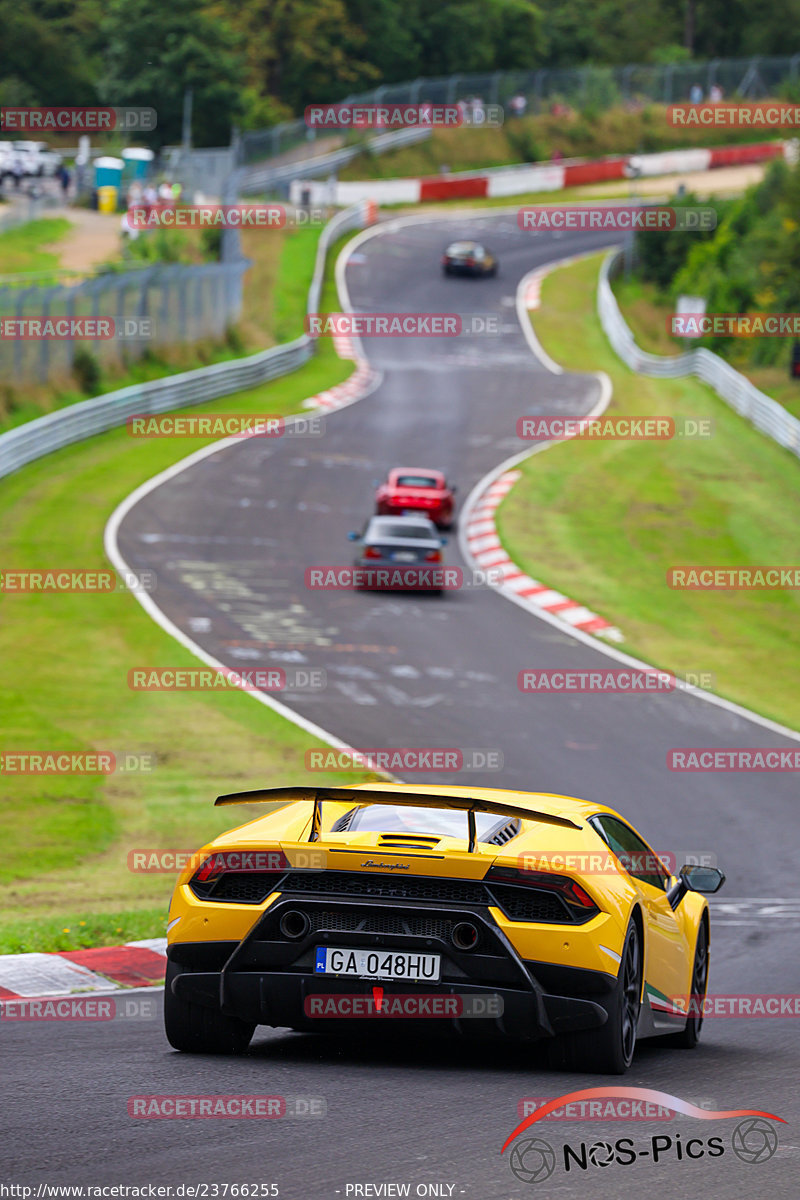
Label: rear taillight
xmin=486 ymin=864 xmax=598 ymax=915
xmin=364 ymin=545 xmax=382 ymax=559
xmin=424 ymin=549 xmax=442 ymax=561
xmin=191 ymin=848 xmax=289 ymax=887
xmin=465 ymin=258 xmax=475 ymax=266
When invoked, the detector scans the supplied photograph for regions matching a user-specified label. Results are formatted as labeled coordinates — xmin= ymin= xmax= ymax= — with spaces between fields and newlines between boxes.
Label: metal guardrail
xmin=598 ymin=249 xmax=800 ymax=460
xmin=238 ymin=126 xmax=431 ymax=195
xmin=0 ymin=202 xmax=372 ymax=483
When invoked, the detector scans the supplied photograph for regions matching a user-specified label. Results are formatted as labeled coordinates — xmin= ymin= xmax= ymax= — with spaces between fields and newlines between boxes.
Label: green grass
xmin=0 ymin=217 xmax=72 ymax=275
xmin=496 ymin=253 xmax=800 ymax=732
xmin=612 ymin=274 xmax=800 ymax=421
xmin=0 ymin=230 xmax=372 ymax=951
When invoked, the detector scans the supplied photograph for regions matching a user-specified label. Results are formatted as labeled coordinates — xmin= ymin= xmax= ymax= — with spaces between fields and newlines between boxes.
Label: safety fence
xmin=0 ymin=202 xmax=373 ymax=482
xmin=239 ymin=54 xmax=800 ymax=167
xmin=0 ymin=260 xmax=250 ymax=385
xmin=598 ymin=249 xmax=800 ymax=460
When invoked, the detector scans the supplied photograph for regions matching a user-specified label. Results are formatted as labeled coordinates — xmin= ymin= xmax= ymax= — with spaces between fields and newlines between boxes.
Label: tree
xmin=99 ymin=0 xmax=247 ymax=147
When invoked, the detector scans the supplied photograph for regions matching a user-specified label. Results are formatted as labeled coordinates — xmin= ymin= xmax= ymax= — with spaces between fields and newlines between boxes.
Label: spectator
xmin=157 ymin=179 xmax=174 ymax=204
xmin=510 ymin=93 xmax=527 ymax=118
xmin=690 ymin=83 xmax=703 ymax=105
xmin=142 ymin=182 xmax=158 ymax=215
xmin=471 ymin=95 xmax=485 ymax=124
xmin=171 ymin=180 xmax=183 ymax=203
xmin=57 ymin=164 xmax=71 ymax=199
xmin=551 ymin=147 xmax=563 ymax=162
xmin=709 ymin=83 xmax=723 ymax=103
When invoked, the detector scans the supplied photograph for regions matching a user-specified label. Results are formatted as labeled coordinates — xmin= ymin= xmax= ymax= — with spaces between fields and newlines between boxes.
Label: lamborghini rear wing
xmin=214 ymin=785 xmax=581 ymax=852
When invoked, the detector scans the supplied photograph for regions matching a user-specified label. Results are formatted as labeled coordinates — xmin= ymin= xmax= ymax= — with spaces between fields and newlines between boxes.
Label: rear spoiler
xmin=214 ymin=785 xmax=581 ymax=852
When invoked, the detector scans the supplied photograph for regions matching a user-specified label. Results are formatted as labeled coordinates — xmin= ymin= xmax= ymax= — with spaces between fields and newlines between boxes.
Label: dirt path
xmin=45 ymin=206 xmax=123 ymax=272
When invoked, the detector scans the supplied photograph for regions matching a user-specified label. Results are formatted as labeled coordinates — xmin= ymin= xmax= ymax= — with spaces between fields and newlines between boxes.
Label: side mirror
xmin=667 ymin=864 xmax=725 ymax=910
xmin=347 ymin=531 xmax=359 ymax=542
xmin=440 ymin=536 xmax=448 ymax=545
xmin=451 ymin=485 xmax=458 ymax=494
xmin=682 ymin=865 xmax=726 ymax=893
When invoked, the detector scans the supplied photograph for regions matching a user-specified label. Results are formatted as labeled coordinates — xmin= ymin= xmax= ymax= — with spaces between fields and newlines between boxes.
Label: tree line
xmin=2 ymin=0 xmax=799 ymax=147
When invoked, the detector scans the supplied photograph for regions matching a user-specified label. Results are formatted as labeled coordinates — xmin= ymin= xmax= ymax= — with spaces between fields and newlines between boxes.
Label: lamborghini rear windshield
xmin=336 ymin=804 xmax=507 ymax=842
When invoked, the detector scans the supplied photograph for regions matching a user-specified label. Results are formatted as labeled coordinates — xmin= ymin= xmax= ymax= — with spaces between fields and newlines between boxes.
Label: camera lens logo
xmin=509 ymin=1137 xmax=556 ymax=1184
xmin=588 ymin=1140 xmax=615 ymax=1167
xmin=731 ymin=1118 xmax=778 ymax=1164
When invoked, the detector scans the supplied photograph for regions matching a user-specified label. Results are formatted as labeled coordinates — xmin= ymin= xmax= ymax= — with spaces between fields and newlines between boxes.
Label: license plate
xmin=314 ymin=946 xmax=441 ymax=981
xmin=392 ymin=551 xmax=417 ymax=562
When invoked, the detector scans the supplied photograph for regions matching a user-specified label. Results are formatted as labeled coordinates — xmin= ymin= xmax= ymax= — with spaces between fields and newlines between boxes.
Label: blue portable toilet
xmin=122 ymin=147 xmax=154 ymax=182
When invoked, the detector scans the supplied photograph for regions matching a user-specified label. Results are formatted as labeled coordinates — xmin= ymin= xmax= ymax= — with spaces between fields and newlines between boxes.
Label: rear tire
xmin=164 ymin=961 xmax=255 ymax=1054
xmin=665 ymin=919 xmax=708 ymax=1049
xmin=543 ymin=916 xmax=642 ymax=1074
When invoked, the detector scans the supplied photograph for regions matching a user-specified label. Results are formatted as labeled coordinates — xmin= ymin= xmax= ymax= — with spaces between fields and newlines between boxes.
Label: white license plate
xmin=314 ymin=946 xmax=441 ymax=981
xmin=392 ymin=551 xmax=417 ymax=562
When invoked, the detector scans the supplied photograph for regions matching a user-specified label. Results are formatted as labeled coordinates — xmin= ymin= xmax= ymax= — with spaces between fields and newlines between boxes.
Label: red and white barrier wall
xmin=290 ymin=141 xmax=788 ymax=206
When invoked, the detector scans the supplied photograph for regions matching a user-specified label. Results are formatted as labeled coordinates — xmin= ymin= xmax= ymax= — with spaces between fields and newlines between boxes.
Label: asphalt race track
xmin=6 ymin=215 xmax=799 ymax=1197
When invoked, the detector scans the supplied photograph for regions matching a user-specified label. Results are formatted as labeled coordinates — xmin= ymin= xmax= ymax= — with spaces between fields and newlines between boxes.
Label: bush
xmin=72 ymin=348 xmax=102 ymax=395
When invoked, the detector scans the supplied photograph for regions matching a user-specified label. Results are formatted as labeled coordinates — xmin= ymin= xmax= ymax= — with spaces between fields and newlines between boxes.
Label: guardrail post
xmin=38 ymin=288 xmax=52 ymax=383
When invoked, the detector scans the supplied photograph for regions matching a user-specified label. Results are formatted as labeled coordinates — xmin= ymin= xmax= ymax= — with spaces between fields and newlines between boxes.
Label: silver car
xmin=347 ymin=515 xmax=447 ymax=592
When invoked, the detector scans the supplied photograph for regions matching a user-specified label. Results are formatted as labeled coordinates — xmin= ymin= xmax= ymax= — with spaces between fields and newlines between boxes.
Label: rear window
xmin=395 ymin=475 xmax=440 ymax=489
xmin=445 ymin=242 xmax=474 ymax=255
xmin=341 ymin=805 xmax=501 ymax=841
xmin=371 ymin=521 xmax=435 ymax=540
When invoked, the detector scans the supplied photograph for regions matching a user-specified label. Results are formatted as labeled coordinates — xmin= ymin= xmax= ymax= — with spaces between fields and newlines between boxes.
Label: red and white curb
xmin=464 ymin=471 xmax=622 ymax=639
xmin=303 ymin=333 xmax=380 ymax=414
xmin=523 ymin=272 xmax=544 ymax=310
xmin=0 ymin=938 xmax=167 ymax=1000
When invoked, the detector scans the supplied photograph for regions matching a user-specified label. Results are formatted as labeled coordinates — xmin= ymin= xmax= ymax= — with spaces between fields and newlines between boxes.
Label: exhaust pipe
xmin=279 ymin=909 xmax=310 ymax=940
xmin=451 ymin=921 xmax=479 ymax=951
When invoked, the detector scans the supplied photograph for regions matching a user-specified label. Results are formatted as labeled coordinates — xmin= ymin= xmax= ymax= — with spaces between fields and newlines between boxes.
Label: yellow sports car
xmin=164 ymin=783 xmax=724 ymax=1073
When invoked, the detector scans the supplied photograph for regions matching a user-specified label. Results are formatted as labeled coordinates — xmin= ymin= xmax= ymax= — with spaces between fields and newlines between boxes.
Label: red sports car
xmin=375 ymin=468 xmax=456 ymax=529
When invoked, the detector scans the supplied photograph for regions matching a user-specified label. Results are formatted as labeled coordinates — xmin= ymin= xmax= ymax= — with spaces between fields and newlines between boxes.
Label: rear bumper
xmin=168 ymin=936 xmax=613 ymax=1041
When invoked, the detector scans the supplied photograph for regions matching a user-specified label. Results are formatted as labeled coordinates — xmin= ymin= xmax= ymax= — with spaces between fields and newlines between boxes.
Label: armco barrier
xmin=290 ymin=139 xmax=789 ymax=206
xmin=598 ymin=249 xmax=800 ymax=460
xmin=0 ymin=202 xmax=374 ymax=484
